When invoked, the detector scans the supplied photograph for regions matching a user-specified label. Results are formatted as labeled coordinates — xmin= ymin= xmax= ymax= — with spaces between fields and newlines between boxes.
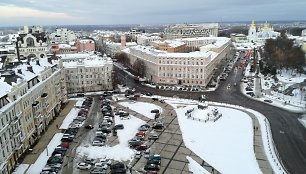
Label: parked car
xmin=148 ymin=134 xmax=159 ymax=141
xmin=84 ymin=157 xmax=96 ymax=165
xmin=110 ymin=162 xmax=126 ymax=174
xmin=77 ymin=162 xmax=92 ymax=170
xmin=143 ymin=149 xmax=151 ymax=158
xmin=135 ymin=144 xmax=148 ymax=151
xmin=129 ymin=140 xmax=143 ymax=148
xmin=152 ymin=122 xmax=163 ymax=129
xmin=144 ymin=164 xmax=160 ymax=171
xmin=85 ymin=125 xmax=94 ymax=129
xmin=114 ymin=124 xmax=124 ymax=130
xmin=136 ymin=132 xmax=145 ymax=137
xmin=90 ymin=167 xmax=107 ymax=174
xmin=159 ymin=100 xmax=165 ymax=103
xmin=135 ymin=151 xmax=142 ymax=159
xmin=94 ymin=163 xmax=108 ymax=170
xmin=138 ymin=126 xmax=149 ymax=131
xmin=152 ymin=98 xmax=158 ymax=101
xmin=145 ymin=93 xmax=153 ymax=96
xmin=264 ymin=99 xmax=273 ymax=103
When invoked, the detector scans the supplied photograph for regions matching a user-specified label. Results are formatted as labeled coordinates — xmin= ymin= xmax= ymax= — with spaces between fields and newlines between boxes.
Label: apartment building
xmin=61 ymin=53 xmax=113 ymax=94
xmin=0 ymin=57 xmax=67 ymax=173
xmin=123 ymin=37 xmax=231 ymax=87
xmin=49 ymin=28 xmax=77 ymax=44
xmin=152 ymin=40 xmax=186 ymax=53
xmin=164 ymin=23 xmax=219 ymax=40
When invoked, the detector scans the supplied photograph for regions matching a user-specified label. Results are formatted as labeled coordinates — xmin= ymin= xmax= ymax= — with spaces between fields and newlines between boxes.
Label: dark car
xmin=114 ymin=124 xmax=124 ymax=130
xmin=135 ymin=144 xmax=148 ymax=151
xmin=152 ymin=98 xmax=158 ymax=101
xmin=144 ymin=164 xmax=160 ymax=171
xmin=146 ymin=92 xmax=153 ymax=96
xmin=110 ymin=162 xmax=126 ymax=174
xmin=129 ymin=140 xmax=143 ymax=148
xmin=264 ymin=99 xmax=273 ymax=103
xmin=85 ymin=125 xmax=94 ymax=129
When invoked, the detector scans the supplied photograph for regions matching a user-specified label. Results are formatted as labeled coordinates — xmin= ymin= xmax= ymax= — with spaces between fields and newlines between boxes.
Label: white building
xmin=247 ymin=21 xmax=280 ymax=44
xmin=137 ymin=34 xmax=161 ymax=46
xmin=0 ymin=57 xmax=67 ymax=173
xmin=123 ymin=37 xmax=231 ymax=87
xmin=61 ymin=53 xmax=113 ymax=94
xmin=49 ymin=28 xmax=77 ymax=44
xmin=164 ymin=23 xmax=219 ymax=39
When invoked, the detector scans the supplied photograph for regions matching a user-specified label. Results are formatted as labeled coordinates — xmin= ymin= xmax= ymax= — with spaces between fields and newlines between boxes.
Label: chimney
xmin=27 ymin=66 xmax=33 ymax=73
xmin=47 ymin=57 xmax=52 ymax=64
xmin=36 ymin=60 xmax=40 ymax=66
xmin=17 ymin=69 xmax=22 ymax=74
xmin=15 ymin=40 xmax=21 ymax=62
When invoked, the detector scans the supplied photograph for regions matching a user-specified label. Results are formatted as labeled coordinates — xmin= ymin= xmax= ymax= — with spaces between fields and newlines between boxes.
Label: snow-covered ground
xmin=59 ymin=108 xmax=80 ymax=129
xmin=169 ymin=100 xmax=261 ymax=174
xmin=76 ymin=115 xmax=145 ymax=161
xmin=118 ymin=101 xmax=162 ymax=119
xmin=187 ymin=156 xmax=211 ymax=174
xmin=298 ymin=115 xmax=306 ymax=128
xmin=26 ymin=133 xmax=64 ymax=174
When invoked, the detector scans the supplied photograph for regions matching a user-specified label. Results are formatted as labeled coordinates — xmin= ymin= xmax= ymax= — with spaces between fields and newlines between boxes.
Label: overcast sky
xmin=0 ymin=0 xmax=305 ymax=26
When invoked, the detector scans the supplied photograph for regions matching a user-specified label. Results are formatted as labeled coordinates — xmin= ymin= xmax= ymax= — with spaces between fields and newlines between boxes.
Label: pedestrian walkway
xmin=22 ymin=101 xmax=76 ymax=164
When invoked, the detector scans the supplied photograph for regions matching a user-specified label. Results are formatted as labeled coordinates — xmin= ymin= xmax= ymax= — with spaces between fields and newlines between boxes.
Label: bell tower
xmin=248 ymin=20 xmax=257 ymax=43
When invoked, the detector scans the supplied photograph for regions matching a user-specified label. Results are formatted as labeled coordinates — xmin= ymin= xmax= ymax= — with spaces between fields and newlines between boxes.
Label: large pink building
xmin=76 ymin=39 xmax=95 ymax=52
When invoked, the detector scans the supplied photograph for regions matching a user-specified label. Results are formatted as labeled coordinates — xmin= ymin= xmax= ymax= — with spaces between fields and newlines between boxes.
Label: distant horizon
xmin=1 ymin=19 xmax=306 ymax=29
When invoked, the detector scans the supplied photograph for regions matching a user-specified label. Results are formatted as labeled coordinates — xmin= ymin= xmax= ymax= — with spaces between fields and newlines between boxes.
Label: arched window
xmin=26 ymin=37 xmax=35 ymax=47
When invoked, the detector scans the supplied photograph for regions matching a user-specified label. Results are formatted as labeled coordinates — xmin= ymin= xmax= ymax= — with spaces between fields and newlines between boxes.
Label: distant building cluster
xmin=164 ymin=23 xmax=219 ymax=39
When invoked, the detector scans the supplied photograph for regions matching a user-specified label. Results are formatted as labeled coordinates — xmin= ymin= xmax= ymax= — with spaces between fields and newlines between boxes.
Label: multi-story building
xmin=164 ymin=23 xmax=219 ymax=40
xmin=15 ymin=26 xmax=49 ymax=59
xmin=50 ymin=43 xmax=78 ymax=54
xmin=152 ymin=40 xmax=186 ymax=53
xmin=61 ymin=53 xmax=113 ymax=94
xmin=0 ymin=57 xmax=67 ymax=173
xmin=136 ymin=34 xmax=161 ymax=46
xmin=75 ymin=39 xmax=95 ymax=52
xmin=49 ymin=28 xmax=77 ymax=44
xmin=123 ymin=37 xmax=231 ymax=87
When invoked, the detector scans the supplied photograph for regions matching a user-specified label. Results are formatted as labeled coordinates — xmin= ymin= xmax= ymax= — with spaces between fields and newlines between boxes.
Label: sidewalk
xmin=22 ymin=101 xmax=76 ymax=164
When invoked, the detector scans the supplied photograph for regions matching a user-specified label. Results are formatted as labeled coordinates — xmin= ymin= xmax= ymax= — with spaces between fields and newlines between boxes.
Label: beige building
xmin=61 ymin=53 xmax=113 ymax=94
xmin=0 ymin=58 xmax=67 ymax=173
xmin=164 ymin=23 xmax=219 ymax=40
xmin=153 ymin=40 xmax=186 ymax=53
xmin=123 ymin=37 xmax=231 ymax=87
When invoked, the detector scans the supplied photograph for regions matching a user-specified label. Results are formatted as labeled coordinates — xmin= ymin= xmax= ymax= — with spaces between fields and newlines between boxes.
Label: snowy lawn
xmin=118 ymin=101 xmax=162 ymax=119
xmin=187 ymin=156 xmax=210 ymax=174
xmin=59 ymin=108 xmax=80 ymax=129
xmin=169 ymin=101 xmax=261 ymax=174
xmin=26 ymin=133 xmax=64 ymax=174
xmin=76 ymin=115 xmax=145 ymax=161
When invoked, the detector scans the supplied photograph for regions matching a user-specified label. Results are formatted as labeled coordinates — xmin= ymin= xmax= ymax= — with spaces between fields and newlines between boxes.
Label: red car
xmin=135 ymin=144 xmax=148 ymax=151
xmin=60 ymin=142 xmax=70 ymax=148
xmin=136 ymin=132 xmax=145 ymax=137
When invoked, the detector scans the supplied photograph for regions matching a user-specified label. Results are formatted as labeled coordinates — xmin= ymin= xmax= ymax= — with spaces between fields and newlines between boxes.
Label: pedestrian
xmin=129 ymin=167 xmax=132 ymax=174
xmin=56 ymin=124 xmax=58 ymax=129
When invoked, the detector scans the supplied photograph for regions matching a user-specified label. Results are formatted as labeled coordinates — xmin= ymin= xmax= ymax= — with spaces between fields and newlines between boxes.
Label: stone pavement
xmin=22 ymin=100 xmax=76 ymax=164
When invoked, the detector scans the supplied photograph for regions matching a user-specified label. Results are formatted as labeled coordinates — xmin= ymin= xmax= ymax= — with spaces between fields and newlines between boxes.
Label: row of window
xmin=158 ymin=59 xmax=205 ymax=65
xmin=159 ymin=66 xmax=204 ymax=72
xmin=159 ymin=78 xmax=204 ymax=85
xmin=159 ymin=73 xmax=204 ymax=79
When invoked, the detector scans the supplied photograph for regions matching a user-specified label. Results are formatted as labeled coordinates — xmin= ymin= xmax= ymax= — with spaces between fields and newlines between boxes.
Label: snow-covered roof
xmin=63 ymin=55 xmax=112 ymax=68
xmin=78 ymin=39 xmax=94 ymax=44
xmin=0 ymin=79 xmax=13 ymax=98
xmin=127 ymin=45 xmax=216 ymax=59
xmin=58 ymin=44 xmax=72 ymax=49
xmin=58 ymin=53 xmax=92 ymax=60
xmin=153 ymin=40 xmax=185 ymax=48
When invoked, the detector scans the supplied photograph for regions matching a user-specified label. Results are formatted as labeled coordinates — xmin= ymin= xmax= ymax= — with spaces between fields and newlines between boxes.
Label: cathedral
xmin=247 ymin=20 xmax=280 ymax=44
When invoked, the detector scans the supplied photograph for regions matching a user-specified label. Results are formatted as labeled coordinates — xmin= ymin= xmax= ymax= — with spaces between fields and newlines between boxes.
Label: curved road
xmin=116 ymin=66 xmax=306 ymax=174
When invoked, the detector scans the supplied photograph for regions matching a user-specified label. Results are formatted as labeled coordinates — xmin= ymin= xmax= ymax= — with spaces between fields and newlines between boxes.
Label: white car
xmin=98 ymin=158 xmax=112 ymax=166
xmin=77 ymin=162 xmax=92 ymax=170
xmin=135 ymin=151 xmax=142 ymax=159
xmin=94 ymin=162 xmax=108 ymax=170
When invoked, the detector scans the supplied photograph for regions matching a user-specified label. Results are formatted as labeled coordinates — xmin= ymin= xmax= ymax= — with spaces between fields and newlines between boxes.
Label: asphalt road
xmin=115 ymin=58 xmax=306 ymax=174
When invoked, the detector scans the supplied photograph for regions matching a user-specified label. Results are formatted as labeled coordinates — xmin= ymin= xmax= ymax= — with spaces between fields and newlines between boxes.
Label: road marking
xmin=280 ymin=130 xmax=285 ymax=134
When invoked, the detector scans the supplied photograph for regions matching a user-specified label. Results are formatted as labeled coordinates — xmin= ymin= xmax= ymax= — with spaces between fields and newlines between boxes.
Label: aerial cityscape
xmin=0 ymin=1 xmax=306 ymax=174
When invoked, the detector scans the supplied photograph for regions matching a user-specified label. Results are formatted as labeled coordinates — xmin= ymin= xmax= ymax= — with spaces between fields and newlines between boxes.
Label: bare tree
xmin=132 ymin=58 xmax=146 ymax=77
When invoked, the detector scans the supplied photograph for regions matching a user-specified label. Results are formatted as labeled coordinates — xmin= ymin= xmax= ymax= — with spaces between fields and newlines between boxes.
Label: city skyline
xmin=0 ymin=0 xmax=305 ymax=27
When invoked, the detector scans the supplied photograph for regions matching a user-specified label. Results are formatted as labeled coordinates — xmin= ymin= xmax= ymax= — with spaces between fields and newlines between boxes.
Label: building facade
xmin=49 ymin=28 xmax=77 ymax=44
xmin=164 ymin=23 xmax=219 ymax=40
xmin=75 ymin=39 xmax=95 ymax=52
xmin=123 ymin=37 xmax=231 ymax=87
xmin=0 ymin=58 xmax=67 ymax=174
xmin=62 ymin=53 xmax=113 ymax=94
xmin=16 ymin=26 xmax=49 ymax=59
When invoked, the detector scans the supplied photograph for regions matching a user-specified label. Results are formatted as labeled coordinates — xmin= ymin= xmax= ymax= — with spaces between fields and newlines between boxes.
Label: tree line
xmin=262 ymin=31 xmax=305 ymax=75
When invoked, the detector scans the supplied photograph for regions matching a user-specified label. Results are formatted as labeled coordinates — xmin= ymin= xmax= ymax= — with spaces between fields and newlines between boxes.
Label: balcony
xmin=13 ymin=130 xmax=21 ymax=138
xmin=14 ymin=143 xmax=23 ymax=150
xmin=12 ymin=116 xmax=19 ymax=125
